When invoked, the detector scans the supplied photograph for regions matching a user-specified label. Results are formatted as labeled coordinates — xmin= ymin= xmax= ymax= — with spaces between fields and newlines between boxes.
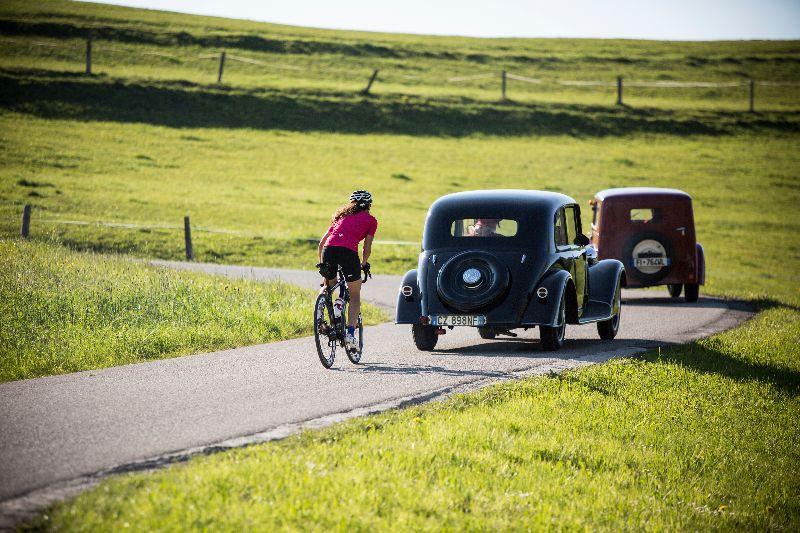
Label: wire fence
xmin=4 ymin=33 xmax=800 ymax=110
xmin=17 ymin=207 xmax=418 ymax=261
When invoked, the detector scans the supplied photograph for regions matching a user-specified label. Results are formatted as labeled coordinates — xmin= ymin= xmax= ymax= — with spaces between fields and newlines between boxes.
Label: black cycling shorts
xmin=321 ymin=246 xmax=361 ymax=282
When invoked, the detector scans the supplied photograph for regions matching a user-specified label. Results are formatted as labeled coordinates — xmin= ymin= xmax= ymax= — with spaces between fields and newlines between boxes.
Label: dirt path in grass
xmin=0 ymin=262 xmax=753 ymax=526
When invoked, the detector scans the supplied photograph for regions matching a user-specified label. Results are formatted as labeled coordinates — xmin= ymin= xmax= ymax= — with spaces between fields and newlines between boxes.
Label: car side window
xmin=554 ymin=209 xmax=567 ymax=248
xmin=564 ymin=205 xmax=578 ymax=246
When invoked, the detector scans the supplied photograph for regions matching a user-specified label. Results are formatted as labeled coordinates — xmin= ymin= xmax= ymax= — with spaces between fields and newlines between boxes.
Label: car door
xmin=564 ymin=204 xmax=588 ymax=314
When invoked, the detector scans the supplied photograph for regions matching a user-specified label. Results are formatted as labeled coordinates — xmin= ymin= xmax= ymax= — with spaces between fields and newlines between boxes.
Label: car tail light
xmin=420 ymin=316 xmax=430 ymax=325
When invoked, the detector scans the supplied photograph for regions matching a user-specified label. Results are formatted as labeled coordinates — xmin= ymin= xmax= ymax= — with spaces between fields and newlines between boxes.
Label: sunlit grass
xmin=1 ymin=113 xmax=798 ymax=304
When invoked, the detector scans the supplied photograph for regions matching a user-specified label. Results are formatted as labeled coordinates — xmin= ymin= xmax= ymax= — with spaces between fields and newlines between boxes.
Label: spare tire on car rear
xmin=436 ymin=251 xmax=510 ymax=312
xmin=622 ymin=231 xmax=673 ymax=285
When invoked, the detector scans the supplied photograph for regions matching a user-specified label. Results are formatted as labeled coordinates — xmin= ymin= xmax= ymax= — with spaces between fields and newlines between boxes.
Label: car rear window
xmin=630 ymin=208 xmax=662 ymax=223
xmin=450 ymin=218 xmax=518 ymax=237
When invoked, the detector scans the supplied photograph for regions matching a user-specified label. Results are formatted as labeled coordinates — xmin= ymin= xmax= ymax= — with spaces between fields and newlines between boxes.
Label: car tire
xmin=623 ymin=231 xmax=674 ymax=285
xmin=667 ymin=284 xmax=683 ymax=298
xmin=598 ymin=281 xmax=621 ymax=340
xmin=540 ymin=291 xmax=566 ymax=351
xmin=478 ymin=328 xmax=496 ymax=340
xmin=436 ymin=251 xmax=510 ymax=312
xmin=684 ymin=283 xmax=699 ymax=303
xmin=412 ymin=324 xmax=438 ymax=351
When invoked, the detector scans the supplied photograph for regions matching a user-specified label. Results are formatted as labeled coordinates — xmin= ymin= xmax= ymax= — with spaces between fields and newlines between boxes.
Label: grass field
xmin=2 ymin=0 xmax=799 ymax=529
xmin=0 ymin=239 xmax=383 ymax=382
xmin=2 ymin=112 xmax=799 ymax=303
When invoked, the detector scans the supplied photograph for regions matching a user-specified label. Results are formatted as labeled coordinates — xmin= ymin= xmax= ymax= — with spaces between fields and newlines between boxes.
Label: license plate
xmin=430 ymin=315 xmax=486 ymax=327
xmin=634 ymin=257 xmax=670 ymax=267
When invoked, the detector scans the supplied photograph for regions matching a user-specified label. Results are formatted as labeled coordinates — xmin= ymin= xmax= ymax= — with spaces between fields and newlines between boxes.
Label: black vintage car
xmin=396 ymin=190 xmax=626 ymax=351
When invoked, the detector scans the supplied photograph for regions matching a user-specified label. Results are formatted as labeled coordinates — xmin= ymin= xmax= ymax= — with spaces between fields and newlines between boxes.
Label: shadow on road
xmin=622 ymin=295 xmax=734 ymax=309
xmin=338 ymin=363 xmax=511 ymax=379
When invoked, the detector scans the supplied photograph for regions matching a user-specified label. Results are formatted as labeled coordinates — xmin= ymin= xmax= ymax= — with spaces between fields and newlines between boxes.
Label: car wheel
xmin=540 ymin=292 xmax=566 ymax=351
xmin=412 ymin=324 xmax=438 ymax=351
xmin=478 ymin=328 xmax=496 ymax=340
xmin=623 ymin=231 xmax=674 ymax=286
xmin=436 ymin=251 xmax=510 ymax=312
xmin=684 ymin=283 xmax=699 ymax=303
xmin=598 ymin=281 xmax=621 ymax=340
xmin=667 ymin=284 xmax=683 ymax=298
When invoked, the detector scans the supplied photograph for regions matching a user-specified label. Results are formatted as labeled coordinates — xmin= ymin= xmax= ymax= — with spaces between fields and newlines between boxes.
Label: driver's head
xmin=475 ymin=218 xmax=499 ymax=229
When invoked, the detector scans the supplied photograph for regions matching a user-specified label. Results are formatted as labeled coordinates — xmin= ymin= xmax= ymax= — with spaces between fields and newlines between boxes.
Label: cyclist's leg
xmin=334 ymin=247 xmax=362 ymax=331
xmin=319 ymin=247 xmax=339 ymax=293
xmin=346 ymin=279 xmax=362 ymax=328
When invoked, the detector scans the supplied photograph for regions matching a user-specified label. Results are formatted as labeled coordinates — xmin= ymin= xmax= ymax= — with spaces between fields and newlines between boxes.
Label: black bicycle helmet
xmin=350 ymin=190 xmax=373 ymax=208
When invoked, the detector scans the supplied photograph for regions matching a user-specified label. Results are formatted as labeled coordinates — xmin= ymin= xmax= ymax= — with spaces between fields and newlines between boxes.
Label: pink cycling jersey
xmin=324 ymin=210 xmax=378 ymax=252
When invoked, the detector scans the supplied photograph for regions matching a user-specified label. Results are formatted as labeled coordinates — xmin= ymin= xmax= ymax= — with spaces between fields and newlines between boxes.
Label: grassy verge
xmin=35 ymin=305 xmax=799 ymax=530
xmin=0 ymin=239 xmax=384 ymax=382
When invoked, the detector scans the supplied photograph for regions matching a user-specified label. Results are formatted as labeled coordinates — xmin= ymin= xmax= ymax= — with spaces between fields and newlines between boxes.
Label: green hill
xmin=0 ymin=0 xmax=798 ymax=303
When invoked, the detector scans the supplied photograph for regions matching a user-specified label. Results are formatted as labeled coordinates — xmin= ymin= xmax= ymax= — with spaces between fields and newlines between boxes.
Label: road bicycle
xmin=313 ymin=263 xmax=371 ymax=368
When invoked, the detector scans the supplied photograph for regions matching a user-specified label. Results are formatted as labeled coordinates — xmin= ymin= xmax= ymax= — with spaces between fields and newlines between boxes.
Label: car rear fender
xmin=521 ymin=269 xmax=571 ymax=327
xmin=696 ymin=243 xmax=706 ymax=285
xmin=395 ymin=269 xmax=422 ymax=324
xmin=587 ymin=259 xmax=625 ymax=309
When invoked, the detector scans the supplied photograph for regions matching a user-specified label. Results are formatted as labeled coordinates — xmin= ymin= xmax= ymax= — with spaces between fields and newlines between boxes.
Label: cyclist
xmin=318 ymin=190 xmax=377 ymax=351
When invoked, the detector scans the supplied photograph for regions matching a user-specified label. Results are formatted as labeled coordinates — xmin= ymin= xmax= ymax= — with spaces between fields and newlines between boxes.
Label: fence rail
xmin=19 ymin=206 xmax=419 ymax=260
xmin=2 ymin=34 xmax=799 ymax=111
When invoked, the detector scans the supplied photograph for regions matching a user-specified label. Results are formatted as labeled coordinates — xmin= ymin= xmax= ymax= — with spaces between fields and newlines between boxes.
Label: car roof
xmin=594 ymin=187 xmax=692 ymax=201
xmin=431 ymin=189 xmax=576 ymax=212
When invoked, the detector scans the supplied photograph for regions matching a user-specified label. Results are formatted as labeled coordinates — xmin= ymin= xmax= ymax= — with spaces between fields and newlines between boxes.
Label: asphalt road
xmin=0 ymin=261 xmax=752 ymax=522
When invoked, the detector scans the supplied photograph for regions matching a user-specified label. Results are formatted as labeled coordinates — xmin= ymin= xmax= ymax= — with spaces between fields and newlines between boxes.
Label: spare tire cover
xmin=623 ymin=231 xmax=673 ymax=285
xmin=436 ymin=251 xmax=510 ymax=312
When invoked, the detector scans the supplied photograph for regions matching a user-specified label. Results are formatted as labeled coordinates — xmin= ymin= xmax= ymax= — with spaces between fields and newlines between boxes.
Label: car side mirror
xmin=574 ymin=234 xmax=590 ymax=246
xmin=585 ymin=244 xmax=599 ymax=265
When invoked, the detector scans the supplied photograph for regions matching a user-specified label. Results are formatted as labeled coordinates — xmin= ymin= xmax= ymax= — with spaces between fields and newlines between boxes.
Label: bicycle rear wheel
xmin=314 ymin=293 xmax=336 ymax=368
xmin=347 ymin=313 xmax=363 ymax=364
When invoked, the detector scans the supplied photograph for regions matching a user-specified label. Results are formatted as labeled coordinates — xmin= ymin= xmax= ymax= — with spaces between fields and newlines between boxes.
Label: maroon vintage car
xmin=589 ymin=187 xmax=705 ymax=302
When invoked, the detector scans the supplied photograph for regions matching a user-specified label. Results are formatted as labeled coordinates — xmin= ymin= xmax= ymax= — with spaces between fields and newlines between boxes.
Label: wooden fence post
xmin=616 ymin=76 xmax=623 ymax=106
xmin=362 ymin=69 xmax=379 ymax=94
xmin=501 ymin=70 xmax=507 ymax=100
xmin=749 ymin=79 xmax=755 ymax=112
xmin=20 ymin=205 xmax=31 ymax=239
xmin=85 ymin=32 xmax=92 ymax=75
xmin=217 ymin=51 xmax=226 ymax=84
xmin=184 ymin=216 xmax=194 ymax=260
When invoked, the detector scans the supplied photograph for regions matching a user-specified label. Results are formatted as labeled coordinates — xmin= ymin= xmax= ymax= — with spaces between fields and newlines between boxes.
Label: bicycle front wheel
xmin=314 ymin=293 xmax=336 ymax=368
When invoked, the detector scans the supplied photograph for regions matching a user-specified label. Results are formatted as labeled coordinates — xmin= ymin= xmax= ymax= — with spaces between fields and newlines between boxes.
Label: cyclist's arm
xmin=361 ymin=235 xmax=373 ymax=266
xmin=318 ymin=229 xmax=330 ymax=262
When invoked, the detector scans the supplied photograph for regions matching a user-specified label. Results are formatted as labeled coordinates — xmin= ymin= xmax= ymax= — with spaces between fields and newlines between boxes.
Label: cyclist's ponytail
xmin=331 ymin=201 xmax=367 ymax=223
